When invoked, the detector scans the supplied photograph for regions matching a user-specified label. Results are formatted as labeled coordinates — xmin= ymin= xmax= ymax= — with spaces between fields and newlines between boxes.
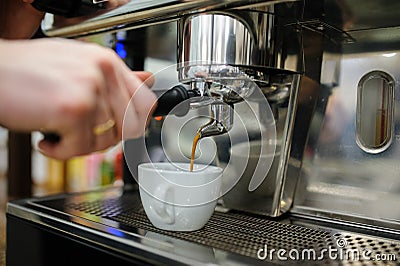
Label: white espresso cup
xmin=138 ymin=162 xmax=223 ymax=231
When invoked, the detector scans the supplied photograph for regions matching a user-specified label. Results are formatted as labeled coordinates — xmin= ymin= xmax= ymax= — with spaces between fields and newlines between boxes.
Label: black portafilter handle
xmin=42 ymin=85 xmax=199 ymax=143
xmin=152 ymin=85 xmax=199 ymax=117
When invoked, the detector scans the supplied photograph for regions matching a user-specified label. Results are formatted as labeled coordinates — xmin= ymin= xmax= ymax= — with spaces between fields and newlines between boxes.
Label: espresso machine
xmin=6 ymin=0 xmax=400 ymax=265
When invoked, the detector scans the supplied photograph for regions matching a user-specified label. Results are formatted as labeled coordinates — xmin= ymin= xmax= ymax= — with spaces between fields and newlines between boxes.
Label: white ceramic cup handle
xmin=152 ymin=184 xmax=175 ymax=224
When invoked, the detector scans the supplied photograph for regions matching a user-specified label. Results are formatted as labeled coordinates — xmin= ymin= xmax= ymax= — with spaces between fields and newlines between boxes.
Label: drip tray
xmin=9 ymin=187 xmax=400 ymax=265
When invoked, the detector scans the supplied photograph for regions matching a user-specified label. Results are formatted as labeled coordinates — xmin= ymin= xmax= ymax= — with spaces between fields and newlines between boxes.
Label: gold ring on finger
xmin=93 ymin=119 xmax=115 ymax=136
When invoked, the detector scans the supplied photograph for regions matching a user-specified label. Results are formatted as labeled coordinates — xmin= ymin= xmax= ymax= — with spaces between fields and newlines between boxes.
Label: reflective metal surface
xmin=197 ymin=103 xmax=233 ymax=139
xmin=38 ymin=0 xmax=309 ymax=218
xmin=6 ymin=187 xmax=400 ymax=265
xmin=177 ymin=10 xmax=302 ymax=80
xmin=292 ymin=50 xmax=400 ymax=227
xmin=174 ymin=2 xmax=304 ymax=216
xmin=356 ymin=70 xmax=395 ymax=154
xmin=39 ymin=0 xmax=297 ymax=38
xmin=31 ymin=0 xmax=400 ymax=252
xmin=290 ymin=0 xmax=400 ymax=228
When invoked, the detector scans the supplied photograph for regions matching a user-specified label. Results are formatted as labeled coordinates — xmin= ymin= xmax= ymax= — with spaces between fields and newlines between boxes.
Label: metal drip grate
xmin=63 ymin=196 xmax=400 ymax=265
xmin=110 ymin=211 xmax=333 ymax=259
xmin=66 ymin=197 xmax=141 ymax=217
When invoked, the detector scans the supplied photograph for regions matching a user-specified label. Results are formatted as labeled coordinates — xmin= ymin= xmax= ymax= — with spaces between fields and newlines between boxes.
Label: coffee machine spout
xmin=197 ymin=103 xmax=234 ymax=139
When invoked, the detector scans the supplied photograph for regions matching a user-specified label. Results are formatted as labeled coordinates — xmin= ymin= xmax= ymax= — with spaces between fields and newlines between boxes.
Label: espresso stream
xmin=190 ymin=132 xmax=201 ymax=172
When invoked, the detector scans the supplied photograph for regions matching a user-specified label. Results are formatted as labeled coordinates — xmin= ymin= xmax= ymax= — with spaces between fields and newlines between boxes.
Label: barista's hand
xmin=0 ymin=38 xmax=157 ymax=160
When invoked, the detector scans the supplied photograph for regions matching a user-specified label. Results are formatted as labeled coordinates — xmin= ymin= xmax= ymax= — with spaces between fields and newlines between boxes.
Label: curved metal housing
xmin=176 ymin=9 xmax=303 ymax=146
xmin=177 ymin=9 xmax=303 ymax=86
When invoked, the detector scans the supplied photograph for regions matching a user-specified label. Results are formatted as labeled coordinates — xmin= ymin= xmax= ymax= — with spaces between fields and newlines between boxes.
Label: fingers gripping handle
xmin=153 ymin=85 xmax=198 ymax=117
xmin=42 ymin=85 xmax=197 ymax=143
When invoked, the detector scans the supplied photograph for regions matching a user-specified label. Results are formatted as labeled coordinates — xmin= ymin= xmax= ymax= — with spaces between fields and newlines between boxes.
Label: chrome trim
xmin=177 ymin=10 xmax=302 ymax=76
xmin=198 ymin=103 xmax=234 ymax=138
xmin=355 ymin=70 xmax=395 ymax=154
xmin=41 ymin=0 xmax=298 ymax=38
xmin=272 ymin=74 xmax=301 ymax=216
xmin=291 ymin=206 xmax=400 ymax=237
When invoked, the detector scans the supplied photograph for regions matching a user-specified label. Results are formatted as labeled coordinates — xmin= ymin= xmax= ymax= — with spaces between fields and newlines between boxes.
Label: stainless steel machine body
xmin=41 ymin=0 xmax=307 ymax=217
xmin=37 ymin=0 xmax=400 ymax=237
xmin=291 ymin=0 xmax=400 ymax=231
xmin=6 ymin=0 xmax=400 ymax=265
xmin=174 ymin=5 xmax=304 ymax=216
